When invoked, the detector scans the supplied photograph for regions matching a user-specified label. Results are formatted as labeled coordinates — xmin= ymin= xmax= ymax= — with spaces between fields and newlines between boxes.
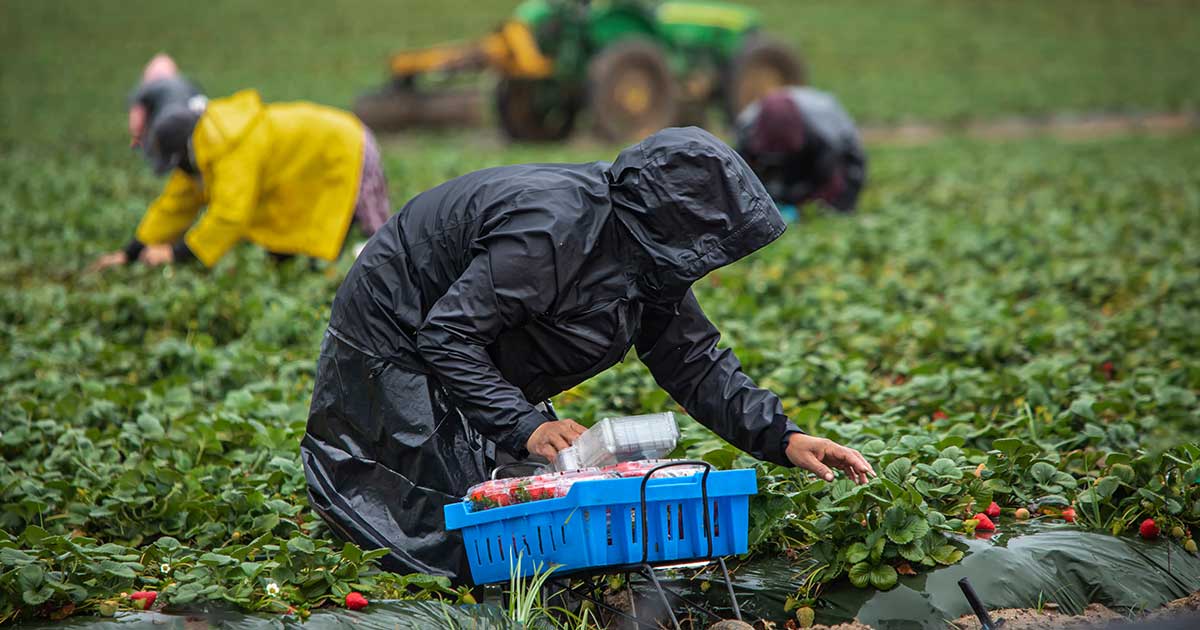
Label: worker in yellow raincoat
xmin=91 ymin=88 xmax=390 ymax=270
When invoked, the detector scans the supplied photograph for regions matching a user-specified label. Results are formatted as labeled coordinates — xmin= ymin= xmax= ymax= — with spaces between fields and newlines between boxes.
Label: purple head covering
xmin=751 ymin=90 xmax=807 ymax=156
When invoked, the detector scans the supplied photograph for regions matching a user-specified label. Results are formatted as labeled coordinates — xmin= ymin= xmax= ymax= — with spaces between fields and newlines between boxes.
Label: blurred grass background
xmin=3 ymin=0 xmax=1200 ymax=148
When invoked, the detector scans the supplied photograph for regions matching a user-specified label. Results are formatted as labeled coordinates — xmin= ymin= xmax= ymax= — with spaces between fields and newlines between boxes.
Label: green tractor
xmin=354 ymin=0 xmax=805 ymax=142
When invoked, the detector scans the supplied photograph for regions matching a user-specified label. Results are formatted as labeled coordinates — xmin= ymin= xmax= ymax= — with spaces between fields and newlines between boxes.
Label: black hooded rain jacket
xmin=301 ymin=127 xmax=802 ymax=581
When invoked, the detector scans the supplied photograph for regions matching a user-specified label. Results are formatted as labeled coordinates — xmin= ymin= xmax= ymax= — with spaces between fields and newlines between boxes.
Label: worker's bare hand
xmin=139 ymin=244 xmax=175 ymax=266
xmin=87 ymin=250 xmax=128 ymax=273
xmin=526 ymin=419 xmax=587 ymax=460
xmin=786 ymin=433 xmax=875 ymax=484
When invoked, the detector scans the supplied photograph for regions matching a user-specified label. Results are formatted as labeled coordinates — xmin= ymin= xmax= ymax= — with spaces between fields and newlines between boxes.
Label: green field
xmin=2 ymin=0 xmax=1200 ymax=625
xmin=3 ymin=0 xmax=1200 ymax=147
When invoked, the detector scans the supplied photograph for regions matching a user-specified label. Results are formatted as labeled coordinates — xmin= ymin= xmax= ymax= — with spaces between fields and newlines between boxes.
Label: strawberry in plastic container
xmin=527 ymin=483 xmax=560 ymax=501
xmin=466 ymin=468 xmax=621 ymax=511
xmin=604 ymin=459 xmax=706 ymax=478
xmin=467 ymin=480 xmax=516 ymax=512
xmin=508 ymin=480 xmax=535 ymax=504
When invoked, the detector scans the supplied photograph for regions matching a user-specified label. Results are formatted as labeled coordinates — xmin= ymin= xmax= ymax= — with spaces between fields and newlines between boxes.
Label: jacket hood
xmin=192 ymin=89 xmax=265 ymax=168
xmin=606 ymin=127 xmax=786 ymax=302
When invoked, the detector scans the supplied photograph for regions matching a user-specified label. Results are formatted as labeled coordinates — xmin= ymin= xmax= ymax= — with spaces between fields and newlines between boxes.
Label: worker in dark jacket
xmin=301 ymin=127 xmax=875 ymax=582
xmin=735 ymin=87 xmax=867 ymax=214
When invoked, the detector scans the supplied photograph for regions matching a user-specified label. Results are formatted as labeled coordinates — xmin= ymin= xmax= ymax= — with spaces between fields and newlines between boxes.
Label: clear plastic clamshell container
xmin=552 ymin=412 xmax=679 ymax=471
xmin=465 ymin=468 xmax=612 ymax=512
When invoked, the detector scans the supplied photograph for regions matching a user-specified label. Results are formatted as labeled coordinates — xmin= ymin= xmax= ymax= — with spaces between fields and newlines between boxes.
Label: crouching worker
xmin=735 ymin=87 xmax=867 ymax=216
xmin=90 ymin=88 xmax=390 ymax=271
xmin=301 ymin=127 xmax=875 ymax=582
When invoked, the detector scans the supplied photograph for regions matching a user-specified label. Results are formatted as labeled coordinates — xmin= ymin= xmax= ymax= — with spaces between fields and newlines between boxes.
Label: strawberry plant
xmin=2 ymin=114 xmax=1199 ymax=620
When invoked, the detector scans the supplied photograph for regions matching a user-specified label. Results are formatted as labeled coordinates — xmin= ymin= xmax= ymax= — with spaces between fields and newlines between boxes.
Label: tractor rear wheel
xmin=496 ymin=78 xmax=579 ymax=142
xmin=588 ymin=39 xmax=678 ymax=142
xmin=724 ymin=35 xmax=806 ymax=121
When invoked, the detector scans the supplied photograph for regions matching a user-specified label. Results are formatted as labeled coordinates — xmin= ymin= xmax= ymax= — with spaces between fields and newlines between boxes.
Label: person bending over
xmin=735 ymin=87 xmax=867 ymax=215
xmin=301 ymin=127 xmax=875 ymax=583
xmin=92 ymin=65 xmax=389 ymax=271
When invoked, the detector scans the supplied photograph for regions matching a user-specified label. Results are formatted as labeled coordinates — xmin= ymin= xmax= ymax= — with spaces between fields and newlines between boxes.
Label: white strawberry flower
xmin=266 ymin=581 xmax=281 ymax=596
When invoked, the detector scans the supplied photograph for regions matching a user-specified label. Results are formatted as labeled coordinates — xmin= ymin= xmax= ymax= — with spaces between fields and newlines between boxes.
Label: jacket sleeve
xmin=636 ymin=290 xmax=801 ymax=466
xmin=414 ymin=208 xmax=562 ymax=457
xmin=836 ymin=136 xmax=867 ymax=211
xmin=183 ymin=146 xmax=260 ymax=267
xmin=134 ymin=171 xmax=204 ymax=244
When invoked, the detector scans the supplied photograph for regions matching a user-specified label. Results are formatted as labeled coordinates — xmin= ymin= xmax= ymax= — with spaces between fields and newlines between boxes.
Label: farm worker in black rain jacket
xmin=302 ymin=127 xmax=876 ymax=581
xmin=735 ymin=87 xmax=867 ymax=217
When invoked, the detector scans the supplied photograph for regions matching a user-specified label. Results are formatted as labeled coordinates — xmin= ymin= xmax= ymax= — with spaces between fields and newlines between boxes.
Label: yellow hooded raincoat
xmin=134 ymin=90 xmax=365 ymax=266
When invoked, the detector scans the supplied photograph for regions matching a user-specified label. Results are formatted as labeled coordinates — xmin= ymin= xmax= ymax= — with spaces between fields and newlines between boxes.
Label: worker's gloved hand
xmin=785 ymin=433 xmax=876 ymax=485
xmin=87 ymin=250 xmax=129 ymax=273
xmin=526 ymin=418 xmax=587 ymax=461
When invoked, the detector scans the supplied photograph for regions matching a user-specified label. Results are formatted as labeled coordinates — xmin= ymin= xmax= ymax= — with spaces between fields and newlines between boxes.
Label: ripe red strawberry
xmin=1100 ymin=361 xmax=1115 ymax=380
xmin=1140 ymin=518 xmax=1160 ymax=539
xmin=345 ymin=591 xmax=369 ymax=610
xmin=130 ymin=591 xmax=157 ymax=610
xmin=528 ymin=486 xmax=559 ymax=500
xmin=1062 ymin=507 xmax=1076 ymax=523
xmin=932 ymin=410 xmax=948 ymax=420
xmin=972 ymin=513 xmax=996 ymax=531
xmin=985 ymin=502 xmax=1000 ymax=518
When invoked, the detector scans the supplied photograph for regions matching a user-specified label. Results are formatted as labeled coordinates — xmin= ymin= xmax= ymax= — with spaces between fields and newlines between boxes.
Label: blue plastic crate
xmin=444 ymin=468 xmax=757 ymax=584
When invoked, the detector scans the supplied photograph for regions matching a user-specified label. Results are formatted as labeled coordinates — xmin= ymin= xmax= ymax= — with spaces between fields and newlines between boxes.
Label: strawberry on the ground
xmin=345 ymin=591 xmax=369 ymax=610
xmin=932 ymin=410 xmax=948 ymax=420
xmin=972 ymin=513 xmax=996 ymax=531
xmin=1100 ymin=361 xmax=1115 ymax=380
xmin=1185 ymin=539 xmax=1198 ymax=554
xmin=1140 ymin=518 xmax=1160 ymax=539
xmin=130 ymin=591 xmax=157 ymax=610
xmin=1062 ymin=507 xmax=1076 ymax=523
xmin=985 ymin=502 xmax=1001 ymax=518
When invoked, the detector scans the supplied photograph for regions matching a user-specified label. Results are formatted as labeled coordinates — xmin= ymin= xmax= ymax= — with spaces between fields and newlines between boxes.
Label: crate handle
xmin=490 ymin=461 xmax=545 ymax=480
xmin=639 ymin=460 xmax=713 ymax=564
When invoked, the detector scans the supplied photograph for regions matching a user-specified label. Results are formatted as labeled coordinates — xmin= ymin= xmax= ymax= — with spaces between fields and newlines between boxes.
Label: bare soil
xmin=795 ymin=591 xmax=1200 ymax=630
xmin=949 ymin=602 xmax=1123 ymax=630
xmin=858 ymin=112 xmax=1198 ymax=146
xmin=802 ymin=622 xmax=874 ymax=630
xmin=1145 ymin=590 xmax=1200 ymax=620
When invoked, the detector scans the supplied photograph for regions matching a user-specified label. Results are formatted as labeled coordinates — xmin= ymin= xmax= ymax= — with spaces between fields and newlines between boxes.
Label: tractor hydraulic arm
xmin=389 ymin=21 xmax=553 ymax=80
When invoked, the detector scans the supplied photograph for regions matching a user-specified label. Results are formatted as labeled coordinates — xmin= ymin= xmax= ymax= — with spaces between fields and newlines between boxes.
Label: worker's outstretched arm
xmin=134 ymin=170 xmax=205 ymax=245
xmin=180 ymin=146 xmax=260 ymax=267
xmin=89 ymin=171 xmax=204 ymax=271
xmin=636 ymin=290 xmax=799 ymax=466
xmin=414 ymin=206 xmax=578 ymax=459
xmin=637 ymin=290 xmax=874 ymax=482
